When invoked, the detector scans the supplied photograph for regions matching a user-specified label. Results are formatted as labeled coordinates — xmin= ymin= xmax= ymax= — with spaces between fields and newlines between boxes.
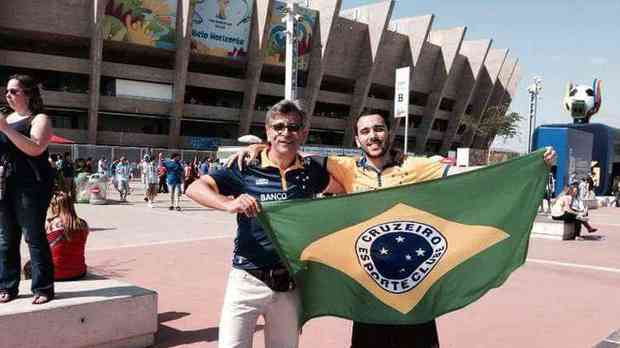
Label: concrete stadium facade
xmin=0 ymin=0 xmax=521 ymax=154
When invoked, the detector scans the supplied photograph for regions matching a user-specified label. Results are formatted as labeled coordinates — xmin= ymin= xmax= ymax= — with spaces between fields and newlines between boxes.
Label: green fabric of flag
xmin=257 ymin=150 xmax=548 ymax=325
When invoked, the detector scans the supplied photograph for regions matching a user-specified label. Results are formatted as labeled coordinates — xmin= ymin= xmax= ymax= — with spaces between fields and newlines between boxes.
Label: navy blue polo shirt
xmin=210 ymin=150 xmax=329 ymax=270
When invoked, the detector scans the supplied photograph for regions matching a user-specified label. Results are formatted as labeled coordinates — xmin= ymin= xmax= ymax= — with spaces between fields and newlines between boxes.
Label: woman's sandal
xmin=0 ymin=289 xmax=17 ymax=303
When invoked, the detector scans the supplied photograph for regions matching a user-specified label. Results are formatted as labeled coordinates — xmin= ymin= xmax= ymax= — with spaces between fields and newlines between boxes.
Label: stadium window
xmin=425 ymin=141 xmax=442 ymax=155
xmin=98 ymin=113 xmax=170 ymax=134
xmin=439 ymin=98 xmax=456 ymax=112
xmin=411 ymin=91 xmax=429 ymax=107
xmin=260 ymin=68 xmax=285 ymax=85
xmin=412 ymin=114 xmax=424 ymax=128
xmin=367 ymin=84 xmax=394 ymax=100
xmin=432 ymin=119 xmax=449 ymax=132
xmin=320 ymin=75 xmax=355 ymax=94
xmin=188 ymin=59 xmax=246 ymax=79
xmin=47 ymin=108 xmax=88 ymax=130
xmin=0 ymin=33 xmax=89 ymax=59
xmin=1 ymin=66 xmax=89 ymax=94
xmin=254 ymin=94 xmax=283 ymax=111
xmin=185 ymin=86 xmax=243 ymax=108
xmin=181 ymin=120 xmax=238 ymax=139
xmin=307 ymin=131 xmax=344 ymax=146
xmin=314 ymin=102 xmax=350 ymax=118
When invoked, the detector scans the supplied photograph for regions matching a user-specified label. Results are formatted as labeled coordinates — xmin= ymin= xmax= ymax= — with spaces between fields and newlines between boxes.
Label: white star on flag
xmin=395 ymin=236 xmax=405 ymax=243
xmin=380 ymin=247 xmax=389 ymax=255
xmin=416 ymin=248 xmax=425 ymax=256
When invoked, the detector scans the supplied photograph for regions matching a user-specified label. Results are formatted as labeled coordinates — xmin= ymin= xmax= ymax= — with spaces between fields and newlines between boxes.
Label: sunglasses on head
xmin=270 ymin=122 xmax=302 ymax=133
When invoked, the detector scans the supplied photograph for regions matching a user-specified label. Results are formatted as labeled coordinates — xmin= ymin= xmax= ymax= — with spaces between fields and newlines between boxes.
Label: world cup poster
xmin=191 ymin=0 xmax=254 ymax=60
xmin=103 ymin=0 xmax=177 ymax=49
xmin=264 ymin=1 xmax=317 ymax=70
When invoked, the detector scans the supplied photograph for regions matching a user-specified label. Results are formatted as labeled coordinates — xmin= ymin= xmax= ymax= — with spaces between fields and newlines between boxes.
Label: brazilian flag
xmin=257 ymin=150 xmax=548 ymax=325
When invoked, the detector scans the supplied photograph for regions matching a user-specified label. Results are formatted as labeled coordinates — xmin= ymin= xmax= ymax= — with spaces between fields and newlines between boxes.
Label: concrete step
xmin=0 ymin=278 xmax=157 ymax=348
xmin=531 ymin=216 xmax=576 ymax=240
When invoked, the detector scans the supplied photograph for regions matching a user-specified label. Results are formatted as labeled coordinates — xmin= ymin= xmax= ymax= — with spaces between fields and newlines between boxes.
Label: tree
xmin=460 ymin=103 xmax=523 ymax=148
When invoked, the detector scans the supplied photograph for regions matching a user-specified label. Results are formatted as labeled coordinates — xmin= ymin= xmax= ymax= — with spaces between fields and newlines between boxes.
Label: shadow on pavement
xmin=88 ymin=259 xmax=135 ymax=278
xmin=155 ymin=311 xmax=266 ymax=347
xmin=90 ymin=227 xmax=117 ymax=232
xmin=577 ymin=235 xmax=605 ymax=241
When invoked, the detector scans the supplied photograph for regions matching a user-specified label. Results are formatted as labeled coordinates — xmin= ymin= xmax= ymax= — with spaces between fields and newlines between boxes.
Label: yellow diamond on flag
xmin=300 ymin=203 xmax=509 ymax=314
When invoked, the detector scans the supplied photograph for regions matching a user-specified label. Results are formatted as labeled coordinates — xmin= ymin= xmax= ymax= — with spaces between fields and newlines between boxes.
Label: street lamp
xmin=284 ymin=0 xmax=300 ymax=100
xmin=527 ymin=76 xmax=542 ymax=152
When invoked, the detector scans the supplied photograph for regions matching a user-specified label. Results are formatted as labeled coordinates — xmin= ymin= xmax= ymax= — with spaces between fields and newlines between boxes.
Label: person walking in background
xmin=160 ymin=152 xmax=183 ymax=211
xmin=140 ymin=156 xmax=149 ymax=189
xmin=85 ymin=157 xmax=93 ymax=173
xmin=115 ymin=157 xmax=130 ymax=202
xmin=613 ymin=180 xmax=620 ymax=208
xmin=75 ymin=158 xmax=88 ymax=174
xmin=157 ymin=157 xmax=168 ymax=194
xmin=183 ymin=160 xmax=196 ymax=194
xmin=97 ymin=157 xmax=108 ymax=176
xmin=540 ymin=172 xmax=555 ymax=214
xmin=198 ymin=157 xmax=210 ymax=177
xmin=60 ymin=152 xmax=75 ymax=200
xmin=0 ymin=74 xmax=55 ymax=304
xmin=142 ymin=155 xmax=159 ymax=208
xmin=110 ymin=158 xmax=120 ymax=192
xmin=49 ymin=153 xmax=66 ymax=193
xmin=107 ymin=157 xmax=116 ymax=177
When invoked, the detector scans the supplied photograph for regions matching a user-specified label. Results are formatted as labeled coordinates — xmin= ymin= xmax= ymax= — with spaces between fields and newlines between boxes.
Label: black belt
xmin=245 ymin=267 xmax=295 ymax=292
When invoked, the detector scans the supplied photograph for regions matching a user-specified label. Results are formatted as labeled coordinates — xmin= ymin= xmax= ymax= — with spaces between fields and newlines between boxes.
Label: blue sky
xmin=340 ymin=0 xmax=620 ymax=152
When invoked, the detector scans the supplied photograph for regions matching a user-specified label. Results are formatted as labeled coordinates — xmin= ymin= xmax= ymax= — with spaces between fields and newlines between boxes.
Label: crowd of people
xmin=46 ymin=151 xmax=219 ymax=208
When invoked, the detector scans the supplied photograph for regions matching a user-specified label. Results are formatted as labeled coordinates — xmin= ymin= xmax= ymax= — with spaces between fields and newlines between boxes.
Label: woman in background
xmin=551 ymin=185 xmax=598 ymax=239
xmin=0 ymin=74 xmax=55 ymax=304
xmin=45 ymin=191 xmax=89 ymax=280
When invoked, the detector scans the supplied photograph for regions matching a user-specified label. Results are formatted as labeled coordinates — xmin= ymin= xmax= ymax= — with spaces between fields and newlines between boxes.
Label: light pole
xmin=527 ymin=76 xmax=542 ymax=152
xmin=284 ymin=0 xmax=299 ymax=100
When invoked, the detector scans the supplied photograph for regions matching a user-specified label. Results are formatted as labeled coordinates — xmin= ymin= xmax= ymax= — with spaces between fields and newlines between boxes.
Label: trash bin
xmin=74 ymin=172 xmax=91 ymax=203
xmin=88 ymin=173 xmax=108 ymax=205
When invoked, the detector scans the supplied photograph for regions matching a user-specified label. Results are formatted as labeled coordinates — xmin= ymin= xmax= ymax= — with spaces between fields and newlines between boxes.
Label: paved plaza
xmin=25 ymin=181 xmax=620 ymax=347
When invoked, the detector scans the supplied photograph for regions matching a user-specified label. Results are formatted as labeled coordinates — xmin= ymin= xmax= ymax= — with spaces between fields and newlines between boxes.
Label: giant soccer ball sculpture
xmin=563 ymin=79 xmax=602 ymax=123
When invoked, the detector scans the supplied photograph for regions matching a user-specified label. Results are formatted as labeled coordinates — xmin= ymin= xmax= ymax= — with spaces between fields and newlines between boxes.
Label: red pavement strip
xmin=81 ymin=189 xmax=620 ymax=347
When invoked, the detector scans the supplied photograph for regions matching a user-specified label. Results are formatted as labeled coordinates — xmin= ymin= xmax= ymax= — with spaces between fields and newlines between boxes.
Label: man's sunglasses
xmin=6 ymin=89 xmax=22 ymax=96
xmin=270 ymin=122 xmax=302 ymax=133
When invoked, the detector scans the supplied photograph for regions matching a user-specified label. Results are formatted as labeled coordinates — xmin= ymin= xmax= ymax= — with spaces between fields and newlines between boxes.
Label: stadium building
xmin=0 ymin=0 xmax=520 ymax=154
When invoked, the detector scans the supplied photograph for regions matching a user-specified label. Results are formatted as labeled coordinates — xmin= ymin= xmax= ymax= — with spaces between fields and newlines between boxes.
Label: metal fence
xmin=48 ymin=144 xmax=216 ymax=163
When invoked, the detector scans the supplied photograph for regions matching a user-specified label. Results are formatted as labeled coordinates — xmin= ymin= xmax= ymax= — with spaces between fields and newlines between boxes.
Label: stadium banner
xmin=257 ymin=150 xmax=548 ymax=325
xmin=191 ymin=0 xmax=254 ymax=59
xmin=103 ymin=0 xmax=177 ymax=49
xmin=264 ymin=1 xmax=318 ymax=70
